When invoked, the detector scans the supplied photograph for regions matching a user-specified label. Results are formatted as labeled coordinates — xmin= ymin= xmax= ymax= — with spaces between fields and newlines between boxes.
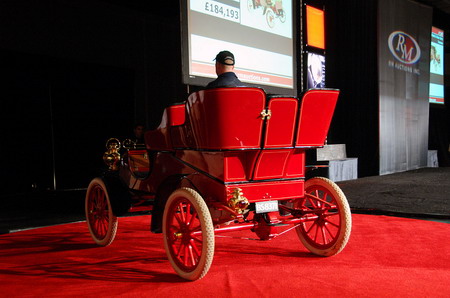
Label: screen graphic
xmin=429 ymin=26 xmax=445 ymax=104
xmin=183 ymin=0 xmax=295 ymax=92
xmin=306 ymin=5 xmax=325 ymax=49
xmin=307 ymin=53 xmax=325 ymax=89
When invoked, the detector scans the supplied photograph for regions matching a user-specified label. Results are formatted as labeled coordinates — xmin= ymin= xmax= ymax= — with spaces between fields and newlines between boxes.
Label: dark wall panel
xmin=51 ymin=61 xmax=135 ymax=189
xmin=0 ymin=51 xmax=54 ymax=193
xmin=325 ymin=0 xmax=380 ymax=177
xmin=0 ymin=50 xmax=135 ymax=194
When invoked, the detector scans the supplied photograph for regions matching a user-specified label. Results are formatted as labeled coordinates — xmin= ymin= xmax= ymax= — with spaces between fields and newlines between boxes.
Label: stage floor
xmin=338 ymin=167 xmax=450 ymax=217
xmin=1 ymin=214 xmax=449 ymax=297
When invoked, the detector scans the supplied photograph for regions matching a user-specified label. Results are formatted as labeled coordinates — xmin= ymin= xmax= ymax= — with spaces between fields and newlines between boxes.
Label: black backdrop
xmin=428 ymin=7 xmax=450 ymax=167
xmin=0 ymin=0 xmax=182 ymax=196
xmin=325 ymin=0 xmax=380 ymax=177
xmin=0 ymin=50 xmax=135 ymax=194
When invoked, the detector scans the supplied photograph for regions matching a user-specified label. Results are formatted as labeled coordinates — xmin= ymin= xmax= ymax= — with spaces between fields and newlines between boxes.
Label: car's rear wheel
xmin=295 ymin=177 xmax=351 ymax=256
xmin=163 ymin=187 xmax=214 ymax=281
xmin=85 ymin=177 xmax=118 ymax=246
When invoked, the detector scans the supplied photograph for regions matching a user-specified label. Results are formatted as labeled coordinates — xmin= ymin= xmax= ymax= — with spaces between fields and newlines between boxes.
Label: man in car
xmin=206 ymin=50 xmax=246 ymax=88
xmin=132 ymin=123 xmax=145 ymax=144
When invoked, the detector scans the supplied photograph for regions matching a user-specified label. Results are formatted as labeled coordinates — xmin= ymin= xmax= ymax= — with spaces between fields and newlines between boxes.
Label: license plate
xmin=255 ymin=200 xmax=279 ymax=214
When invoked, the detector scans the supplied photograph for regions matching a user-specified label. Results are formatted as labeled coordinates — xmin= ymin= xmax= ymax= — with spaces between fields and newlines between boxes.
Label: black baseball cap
xmin=214 ymin=51 xmax=235 ymax=66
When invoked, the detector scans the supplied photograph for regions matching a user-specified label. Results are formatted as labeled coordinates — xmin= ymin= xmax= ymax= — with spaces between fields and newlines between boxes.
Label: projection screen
xmin=181 ymin=0 xmax=296 ymax=95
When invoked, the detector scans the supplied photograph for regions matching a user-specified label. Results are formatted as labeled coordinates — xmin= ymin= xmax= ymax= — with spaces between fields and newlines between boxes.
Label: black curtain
xmin=428 ymin=8 xmax=450 ymax=167
xmin=0 ymin=50 xmax=135 ymax=195
xmin=325 ymin=0 xmax=380 ymax=177
xmin=429 ymin=101 xmax=450 ymax=166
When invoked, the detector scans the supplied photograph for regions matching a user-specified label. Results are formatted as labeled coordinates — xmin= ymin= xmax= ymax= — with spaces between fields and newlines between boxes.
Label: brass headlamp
xmin=103 ymin=138 xmax=121 ymax=171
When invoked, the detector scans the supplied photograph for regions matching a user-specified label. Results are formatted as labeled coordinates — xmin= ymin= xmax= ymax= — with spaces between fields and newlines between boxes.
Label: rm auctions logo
xmin=388 ymin=31 xmax=421 ymax=64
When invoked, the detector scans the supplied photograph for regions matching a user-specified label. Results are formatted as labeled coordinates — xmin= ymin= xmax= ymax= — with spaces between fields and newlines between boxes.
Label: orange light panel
xmin=306 ymin=5 xmax=325 ymax=49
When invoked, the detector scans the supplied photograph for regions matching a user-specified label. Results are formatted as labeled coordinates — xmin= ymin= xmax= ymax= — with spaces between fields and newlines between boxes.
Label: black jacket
xmin=206 ymin=72 xmax=246 ymax=89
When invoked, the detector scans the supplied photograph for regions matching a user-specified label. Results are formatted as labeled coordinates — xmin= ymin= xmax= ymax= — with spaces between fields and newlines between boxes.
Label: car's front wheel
xmin=85 ymin=177 xmax=118 ymax=246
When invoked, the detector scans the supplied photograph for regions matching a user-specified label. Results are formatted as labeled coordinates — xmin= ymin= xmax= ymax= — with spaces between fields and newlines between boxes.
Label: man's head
xmin=214 ymin=50 xmax=235 ymax=75
xmin=133 ymin=124 xmax=145 ymax=139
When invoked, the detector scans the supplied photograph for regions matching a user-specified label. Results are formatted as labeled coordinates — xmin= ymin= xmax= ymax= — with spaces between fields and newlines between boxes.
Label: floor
xmin=2 ymin=214 xmax=449 ymax=297
xmin=338 ymin=167 xmax=450 ymax=220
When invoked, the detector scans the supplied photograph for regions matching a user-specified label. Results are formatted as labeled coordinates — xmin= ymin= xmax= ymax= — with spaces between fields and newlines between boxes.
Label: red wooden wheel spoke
xmin=304 ymin=211 xmax=340 ymax=245
xmin=175 ymin=242 xmax=183 ymax=257
xmin=324 ymin=223 xmax=336 ymax=240
xmin=168 ymin=224 xmax=180 ymax=233
xmin=307 ymin=195 xmax=320 ymax=206
xmin=306 ymin=221 xmax=318 ymax=234
xmin=101 ymin=220 xmax=107 ymax=233
xmin=178 ymin=202 xmax=186 ymax=223
xmin=95 ymin=221 xmax=104 ymax=238
xmin=183 ymin=245 xmax=189 ymax=265
xmin=305 ymin=193 xmax=335 ymax=208
xmin=185 ymin=202 xmax=192 ymax=221
xmin=91 ymin=198 xmax=96 ymax=210
xmin=183 ymin=246 xmax=190 ymax=267
xmin=94 ymin=221 xmax=100 ymax=235
xmin=313 ymin=224 xmax=320 ymax=242
xmin=307 ymin=195 xmax=319 ymax=208
xmin=177 ymin=202 xmax=186 ymax=222
xmin=187 ymin=211 xmax=198 ymax=227
xmin=98 ymin=191 xmax=104 ymax=206
xmin=189 ymin=223 xmax=202 ymax=234
xmin=188 ymin=245 xmax=196 ymax=266
xmin=191 ymin=234 xmax=203 ymax=243
xmin=320 ymin=226 xmax=327 ymax=244
xmin=96 ymin=189 xmax=104 ymax=208
xmin=185 ymin=204 xmax=196 ymax=225
xmin=182 ymin=202 xmax=191 ymax=223
xmin=100 ymin=223 xmax=106 ymax=236
xmin=314 ymin=226 xmax=321 ymax=244
xmin=175 ymin=242 xmax=184 ymax=258
xmin=102 ymin=208 xmax=108 ymax=218
xmin=324 ymin=217 xmax=340 ymax=228
xmin=173 ymin=209 xmax=184 ymax=226
xmin=100 ymin=224 xmax=106 ymax=236
xmin=190 ymin=239 xmax=201 ymax=257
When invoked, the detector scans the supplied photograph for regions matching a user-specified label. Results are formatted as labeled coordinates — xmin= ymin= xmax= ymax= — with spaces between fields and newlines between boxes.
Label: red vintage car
xmin=85 ymin=87 xmax=352 ymax=280
xmin=247 ymin=0 xmax=287 ymax=28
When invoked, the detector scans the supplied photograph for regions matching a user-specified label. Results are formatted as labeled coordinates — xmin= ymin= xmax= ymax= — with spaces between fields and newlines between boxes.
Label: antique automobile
xmin=247 ymin=0 xmax=287 ymax=28
xmin=85 ymin=87 xmax=352 ymax=281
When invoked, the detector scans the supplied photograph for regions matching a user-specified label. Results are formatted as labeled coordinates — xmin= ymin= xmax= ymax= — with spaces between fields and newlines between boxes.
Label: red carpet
xmin=1 ymin=214 xmax=449 ymax=297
